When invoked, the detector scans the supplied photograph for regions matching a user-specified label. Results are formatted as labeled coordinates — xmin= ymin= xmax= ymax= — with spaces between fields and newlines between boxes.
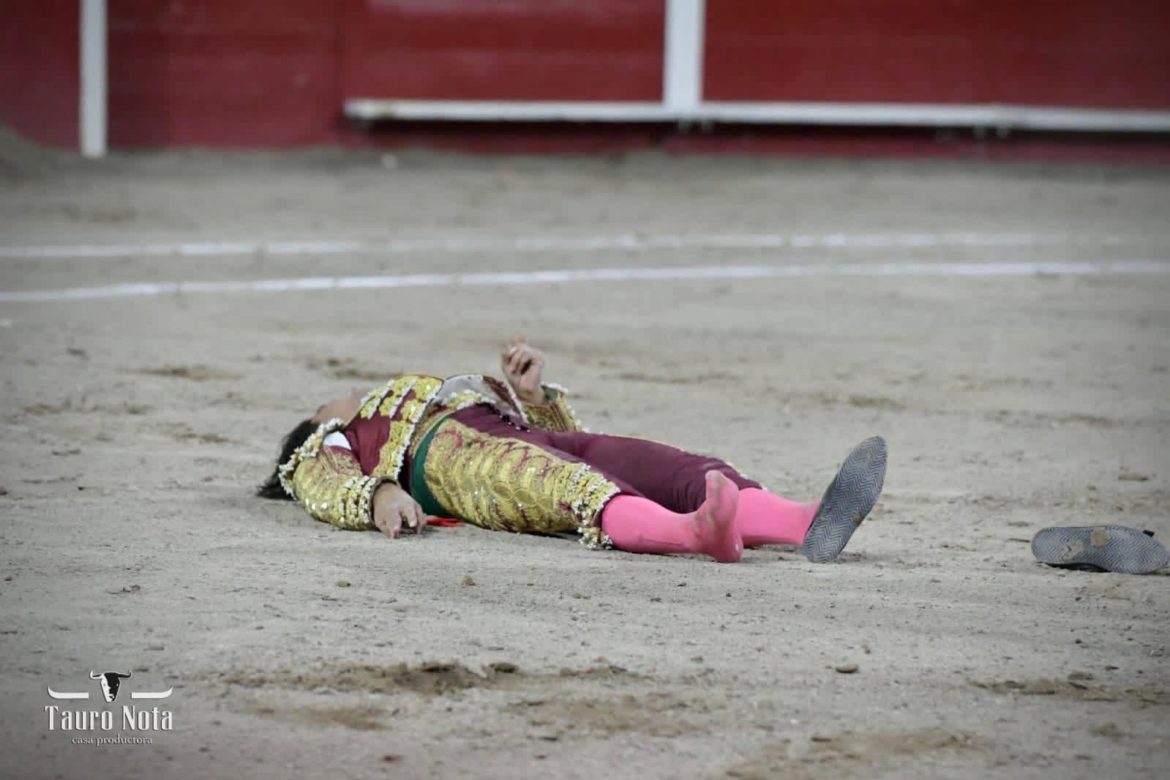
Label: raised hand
xmin=500 ymin=333 xmax=546 ymax=405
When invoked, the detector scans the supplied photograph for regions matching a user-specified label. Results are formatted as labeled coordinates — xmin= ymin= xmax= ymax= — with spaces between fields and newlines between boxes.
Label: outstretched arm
xmin=500 ymin=334 xmax=586 ymax=432
xmin=287 ymin=431 xmax=428 ymax=535
xmin=289 ymin=444 xmax=382 ymax=530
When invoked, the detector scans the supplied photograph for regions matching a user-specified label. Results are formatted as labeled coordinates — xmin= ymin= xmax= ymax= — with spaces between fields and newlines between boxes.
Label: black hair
xmin=256 ymin=418 xmax=318 ymax=500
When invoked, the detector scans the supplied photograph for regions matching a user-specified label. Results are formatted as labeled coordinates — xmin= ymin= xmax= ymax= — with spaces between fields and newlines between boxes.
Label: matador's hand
xmin=372 ymin=483 xmax=427 ymax=538
xmin=501 ymin=333 xmax=545 ymax=405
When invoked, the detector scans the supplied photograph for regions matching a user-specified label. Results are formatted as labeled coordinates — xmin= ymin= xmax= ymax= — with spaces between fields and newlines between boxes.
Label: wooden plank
xmin=0 ymin=0 xmax=79 ymax=147
xmin=704 ymin=0 xmax=1170 ymax=109
xmin=341 ymin=0 xmax=664 ymax=101
xmin=108 ymin=0 xmax=343 ymax=146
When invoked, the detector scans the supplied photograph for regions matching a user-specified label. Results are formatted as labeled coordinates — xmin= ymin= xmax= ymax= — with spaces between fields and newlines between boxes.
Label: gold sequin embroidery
xmin=372 ymin=377 xmax=443 ymax=481
xmin=377 ymin=377 xmax=417 ymax=419
xmin=277 ymin=416 xmax=345 ymax=496
xmin=421 ymin=420 xmax=619 ymax=547
xmin=522 ymin=383 xmax=586 ymax=433
xmin=288 ymin=441 xmax=381 ymax=530
xmin=358 ymin=381 xmax=393 ymax=419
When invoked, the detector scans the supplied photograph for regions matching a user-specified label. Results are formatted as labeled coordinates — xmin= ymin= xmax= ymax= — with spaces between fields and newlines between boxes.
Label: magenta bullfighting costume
xmin=278 ymin=373 xmax=887 ymax=563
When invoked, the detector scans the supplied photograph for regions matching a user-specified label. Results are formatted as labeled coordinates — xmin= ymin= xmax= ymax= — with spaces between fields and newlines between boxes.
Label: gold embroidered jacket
xmin=278 ymin=374 xmax=585 ymax=530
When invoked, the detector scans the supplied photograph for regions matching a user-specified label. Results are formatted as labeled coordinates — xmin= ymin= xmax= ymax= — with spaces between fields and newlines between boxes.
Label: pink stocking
xmin=736 ymin=487 xmax=819 ymax=548
xmin=600 ymin=471 xmax=743 ymax=563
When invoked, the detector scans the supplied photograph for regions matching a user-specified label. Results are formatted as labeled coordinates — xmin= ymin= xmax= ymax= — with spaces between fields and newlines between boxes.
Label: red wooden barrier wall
xmin=0 ymin=1 xmax=79 ymax=148
xmin=705 ymin=0 xmax=1170 ymax=109
xmin=2 ymin=1 xmax=1167 ymax=151
xmin=107 ymin=0 xmax=342 ymax=147
xmin=342 ymin=0 xmax=664 ymax=102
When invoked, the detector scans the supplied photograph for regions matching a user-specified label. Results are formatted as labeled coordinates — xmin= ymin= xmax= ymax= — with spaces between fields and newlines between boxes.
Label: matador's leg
xmin=412 ymin=407 xmax=744 ymax=561
xmin=544 ymin=431 xmax=756 ymax=512
xmin=599 ymin=471 xmax=743 ymax=563
xmin=413 ymin=416 xmax=624 ymax=548
xmin=544 ymin=430 xmax=819 ymax=549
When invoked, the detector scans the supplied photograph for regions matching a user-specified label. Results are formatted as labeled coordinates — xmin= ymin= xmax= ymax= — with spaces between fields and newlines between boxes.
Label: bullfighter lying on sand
xmin=258 ymin=335 xmax=887 ymax=564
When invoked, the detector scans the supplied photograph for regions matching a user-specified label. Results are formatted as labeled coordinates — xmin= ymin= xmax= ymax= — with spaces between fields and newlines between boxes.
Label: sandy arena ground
xmin=1 ymin=132 xmax=1168 ymax=779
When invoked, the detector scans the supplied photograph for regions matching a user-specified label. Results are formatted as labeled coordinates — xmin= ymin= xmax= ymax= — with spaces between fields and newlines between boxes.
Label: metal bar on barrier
xmin=344 ymin=99 xmax=1170 ymax=133
xmin=663 ymin=0 xmax=705 ymax=118
xmin=80 ymin=0 xmax=107 ymax=158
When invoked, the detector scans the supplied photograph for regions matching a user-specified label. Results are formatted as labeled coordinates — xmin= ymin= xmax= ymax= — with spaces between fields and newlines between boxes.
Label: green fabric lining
xmin=409 ymin=416 xmax=451 ymax=517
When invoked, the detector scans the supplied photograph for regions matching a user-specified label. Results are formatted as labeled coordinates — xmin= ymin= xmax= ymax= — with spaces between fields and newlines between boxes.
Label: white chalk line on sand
xmin=2 ymin=259 xmax=1168 ymax=303
xmin=2 ymin=231 xmax=1169 ymax=260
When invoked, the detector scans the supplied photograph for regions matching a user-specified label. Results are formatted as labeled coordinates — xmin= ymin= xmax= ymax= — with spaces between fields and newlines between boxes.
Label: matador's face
xmin=312 ymin=388 xmax=364 ymax=424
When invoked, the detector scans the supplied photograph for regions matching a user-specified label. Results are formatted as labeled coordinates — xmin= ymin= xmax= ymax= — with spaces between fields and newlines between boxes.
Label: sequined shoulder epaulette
xmin=277 ymin=416 xmax=346 ymax=497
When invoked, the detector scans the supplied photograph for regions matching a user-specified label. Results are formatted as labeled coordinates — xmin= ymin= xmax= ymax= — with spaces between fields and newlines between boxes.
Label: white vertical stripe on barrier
xmin=663 ymin=0 xmax=705 ymax=117
xmin=80 ymin=0 xmax=107 ymax=158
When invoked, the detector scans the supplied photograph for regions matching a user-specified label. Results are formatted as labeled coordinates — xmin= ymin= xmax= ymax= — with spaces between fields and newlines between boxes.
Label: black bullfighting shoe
xmin=1031 ymin=525 xmax=1169 ymax=574
xmin=801 ymin=436 xmax=888 ymax=563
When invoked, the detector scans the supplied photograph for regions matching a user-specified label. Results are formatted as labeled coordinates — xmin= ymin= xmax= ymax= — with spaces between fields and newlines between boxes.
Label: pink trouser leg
xmin=736 ymin=487 xmax=819 ymax=547
xmin=600 ymin=471 xmax=744 ymax=563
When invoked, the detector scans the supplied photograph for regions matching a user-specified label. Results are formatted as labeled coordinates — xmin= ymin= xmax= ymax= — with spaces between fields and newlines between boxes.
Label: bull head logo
xmin=90 ymin=670 xmax=132 ymax=702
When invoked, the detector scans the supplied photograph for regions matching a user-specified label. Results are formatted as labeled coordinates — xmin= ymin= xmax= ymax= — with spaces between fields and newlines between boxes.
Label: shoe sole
xmin=802 ymin=436 xmax=888 ymax=563
xmin=1031 ymin=525 xmax=1169 ymax=574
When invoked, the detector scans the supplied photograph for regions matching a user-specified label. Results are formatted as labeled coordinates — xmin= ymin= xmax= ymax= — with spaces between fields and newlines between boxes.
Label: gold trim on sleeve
xmin=277 ymin=417 xmax=346 ymax=497
xmin=284 ymin=434 xmax=382 ymax=530
xmin=523 ymin=383 xmax=587 ymax=433
xmin=372 ymin=377 xmax=444 ymax=482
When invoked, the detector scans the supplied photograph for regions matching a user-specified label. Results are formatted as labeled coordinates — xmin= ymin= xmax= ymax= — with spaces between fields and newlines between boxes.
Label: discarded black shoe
xmin=802 ymin=436 xmax=887 ymax=563
xmin=1031 ymin=525 xmax=1169 ymax=574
